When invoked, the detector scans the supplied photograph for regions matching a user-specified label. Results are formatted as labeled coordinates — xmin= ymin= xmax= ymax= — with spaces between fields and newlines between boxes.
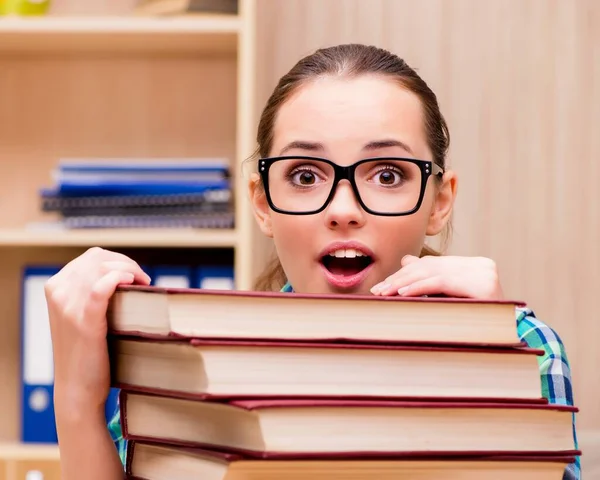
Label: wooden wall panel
xmin=253 ymin=0 xmax=600 ymax=439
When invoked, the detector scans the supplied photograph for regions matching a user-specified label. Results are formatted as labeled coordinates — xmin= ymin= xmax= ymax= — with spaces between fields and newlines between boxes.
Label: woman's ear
xmin=248 ymin=172 xmax=274 ymax=238
xmin=426 ymin=170 xmax=457 ymax=236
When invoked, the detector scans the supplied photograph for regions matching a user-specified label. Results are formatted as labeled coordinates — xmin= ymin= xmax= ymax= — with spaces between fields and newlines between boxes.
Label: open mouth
xmin=320 ymin=249 xmax=374 ymax=277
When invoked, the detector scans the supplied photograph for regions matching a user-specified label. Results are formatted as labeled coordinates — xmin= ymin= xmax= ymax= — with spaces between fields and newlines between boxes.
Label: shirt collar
xmin=281 ymin=282 xmax=294 ymax=293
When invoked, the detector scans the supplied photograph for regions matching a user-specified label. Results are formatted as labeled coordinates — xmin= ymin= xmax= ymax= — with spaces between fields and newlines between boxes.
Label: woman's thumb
xmin=401 ymin=254 xmax=420 ymax=267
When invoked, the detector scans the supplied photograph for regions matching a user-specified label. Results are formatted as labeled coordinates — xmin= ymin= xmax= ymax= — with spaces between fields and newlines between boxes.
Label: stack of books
xmin=37 ymin=158 xmax=233 ymax=229
xmin=106 ymin=285 xmax=580 ymax=480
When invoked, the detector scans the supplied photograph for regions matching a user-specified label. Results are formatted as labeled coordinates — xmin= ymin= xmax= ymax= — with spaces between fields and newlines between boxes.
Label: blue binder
xmin=20 ymin=266 xmax=62 ymax=444
xmin=151 ymin=266 xmax=193 ymax=289
xmin=195 ymin=265 xmax=235 ymax=290
xmin=140 ymin=264 xmax=153 ymax=284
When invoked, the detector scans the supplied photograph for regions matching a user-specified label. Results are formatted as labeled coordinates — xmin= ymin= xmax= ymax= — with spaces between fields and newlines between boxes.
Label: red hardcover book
xmin=109 ymin=337 xmax=547 ymax=403
xmin=119 ymin=392 xmax=579 ymax=458
xmin=125 ymin=441 xmax=579 ymax=480
xmin=107 ymin=284 xmax=527 ymax=347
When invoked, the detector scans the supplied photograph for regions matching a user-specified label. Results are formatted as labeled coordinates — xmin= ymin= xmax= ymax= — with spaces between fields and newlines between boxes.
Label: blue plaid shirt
xmin=108 ymin=282 xmax=580 ymax=479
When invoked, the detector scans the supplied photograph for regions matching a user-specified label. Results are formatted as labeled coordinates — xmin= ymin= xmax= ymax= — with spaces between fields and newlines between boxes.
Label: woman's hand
xmin=45 ymin=247 xmax=151 ymax=419
xmin=370 ymin=255 xmax=504 ymax=300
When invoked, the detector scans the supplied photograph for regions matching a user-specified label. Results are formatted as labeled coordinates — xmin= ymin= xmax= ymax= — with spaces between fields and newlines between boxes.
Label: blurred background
xmin=0 ymin=0 xmax=598 ymax=478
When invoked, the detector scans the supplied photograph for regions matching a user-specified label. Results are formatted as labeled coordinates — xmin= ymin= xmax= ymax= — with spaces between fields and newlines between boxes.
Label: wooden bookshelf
xmin=0 ymin=443 xmax=59 ymax=461
xmin=0 ymin=228 xmax=238 ymax=248
xmin=0 ymin=15 xmax=240 ymax=54
xmin=0 ymin=0 xmax=261 ymax=458
xmin=0 ymin=443 xmax=61 ymax=480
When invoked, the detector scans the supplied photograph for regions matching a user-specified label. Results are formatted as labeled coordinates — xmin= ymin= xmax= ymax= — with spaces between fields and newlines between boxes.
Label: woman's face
xmin=251 ymin=74 xmax=456 ymax=295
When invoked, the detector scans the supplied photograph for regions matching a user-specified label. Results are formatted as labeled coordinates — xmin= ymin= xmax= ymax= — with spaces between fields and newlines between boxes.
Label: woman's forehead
xmin=271 ymin=75 xmax=430 ymax=160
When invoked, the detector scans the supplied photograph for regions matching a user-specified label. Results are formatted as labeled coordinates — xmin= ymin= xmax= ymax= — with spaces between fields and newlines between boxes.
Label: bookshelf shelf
xmin=0 ymin=443 xmax=59 ymax=460
xmin=0 ymin=228 xmax=238 ymax=248
xmin=0 ymin=15 xmax=240 ymax=54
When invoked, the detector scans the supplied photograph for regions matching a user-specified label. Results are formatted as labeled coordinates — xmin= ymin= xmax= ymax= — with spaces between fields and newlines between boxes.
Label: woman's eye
xmin=291 ymin=169 xmax=320 ymax=185
xmin=373 ymin=169 xmax=402 ymax=186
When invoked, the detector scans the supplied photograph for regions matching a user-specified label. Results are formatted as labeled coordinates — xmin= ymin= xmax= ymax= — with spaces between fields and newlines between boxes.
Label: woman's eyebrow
xmin=362 ymin=139 xmax=414 ymax=155
xmin=278 ymin=139 xmax=413 ymax=156
xmin=279 ymin=141 xmax=325 ymax=155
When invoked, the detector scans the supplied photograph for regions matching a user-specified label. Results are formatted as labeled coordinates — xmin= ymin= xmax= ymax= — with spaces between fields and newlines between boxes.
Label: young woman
xmin=45 ymin=44 xmax=579 ymax=480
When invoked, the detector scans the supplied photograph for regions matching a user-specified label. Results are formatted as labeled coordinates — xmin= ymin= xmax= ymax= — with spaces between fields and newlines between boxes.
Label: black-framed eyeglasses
xmin=258 ymin=156 xmax=444 ymax=216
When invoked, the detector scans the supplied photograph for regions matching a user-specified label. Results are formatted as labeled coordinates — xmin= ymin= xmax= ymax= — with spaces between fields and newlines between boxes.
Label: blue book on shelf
xmin=151 ymin=266 xmax=193 ymax=289
xmin=55 ymin=169 xmax=229 ymax=188
xmin=141 ymin=265 xmax=153 ymax=283
xmin=57 ymin=158 xmax=230 ymax=174
xmin=53 ymin=178 xmax=231 ymax=197
xmin=194 ymin=265 xmax=235 ymax=290
xmin=20 ymin=265 xmax=62 ymax=444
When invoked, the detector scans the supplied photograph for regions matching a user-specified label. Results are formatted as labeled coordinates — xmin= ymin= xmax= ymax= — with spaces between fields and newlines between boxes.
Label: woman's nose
xmin=323 ymin=181 xmax=367 ymax=229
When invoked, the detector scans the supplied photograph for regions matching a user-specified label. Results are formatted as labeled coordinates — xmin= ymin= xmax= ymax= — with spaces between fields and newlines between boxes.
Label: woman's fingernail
xmin=397 ymin=286 xmax=410 ymax=295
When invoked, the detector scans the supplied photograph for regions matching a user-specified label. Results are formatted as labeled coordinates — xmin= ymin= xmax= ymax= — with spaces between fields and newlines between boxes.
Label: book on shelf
xmin=54 ymin=157 xmax=230 ymax=175
xmin=151 ymin=265 xmax=235 ymax=290
xmin=40 ymin=191 xmax=231 ymax=217
xmin=119 ymin=394 xmax=577 ymax=457
xmin=38 ymin=157 xmax=233 ymax=230
xmin=49 ymin=179 xmax=231 ymax=198
xmin=48 ymin=157 xmax=230 ymax=195
xmin=108 ymin=337 xmax=545 ymax=402
xmin=20 ymin=266 xmax=62 ymax=444
xmin=151 ymin=266 xmax=194 ymax=289
xmin=107 ymin=284 xmax=526 ymax=346
xmin=125 ymin=441 xmax=578 ymax=480
xmin=56 ymin=211 xmax=234 ymax=229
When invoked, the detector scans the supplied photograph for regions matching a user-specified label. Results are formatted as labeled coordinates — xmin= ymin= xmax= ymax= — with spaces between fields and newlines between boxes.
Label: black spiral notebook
xmin=60 ymin=211 xmax=234 ymax=229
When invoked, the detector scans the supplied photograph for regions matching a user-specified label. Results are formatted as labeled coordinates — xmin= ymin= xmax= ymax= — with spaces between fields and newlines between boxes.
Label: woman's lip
xmin=319 ymin=261 xmax=374 ymax=290
xmin=318 ymin=241 xmax=375 ymax=260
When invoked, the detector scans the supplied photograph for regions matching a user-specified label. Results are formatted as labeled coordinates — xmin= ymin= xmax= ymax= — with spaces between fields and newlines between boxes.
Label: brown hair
xmin=252 ymin=44 xmax=451 ymax=291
